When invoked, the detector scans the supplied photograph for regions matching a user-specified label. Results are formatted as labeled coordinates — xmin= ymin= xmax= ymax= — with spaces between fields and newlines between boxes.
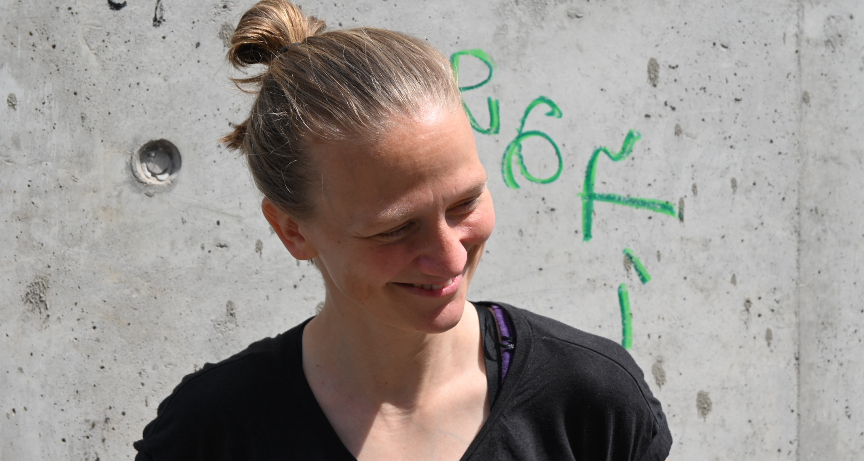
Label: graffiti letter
xmin=501 ymin=96 xmax=564 ymax=189
xmin=623 ymin=248 xmax=652 ymax=284
xmin=581 ymin=130 xmax=677 ymax=241
xmin=450 ymin=49 xmax=500 ymax=135
xmin=618 ymin=283 xmax=633 ymax=350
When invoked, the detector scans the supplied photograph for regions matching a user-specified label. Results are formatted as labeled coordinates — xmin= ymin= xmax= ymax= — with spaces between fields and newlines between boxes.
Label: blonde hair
xmin=221 ymin=0 xmax=462 ymax=219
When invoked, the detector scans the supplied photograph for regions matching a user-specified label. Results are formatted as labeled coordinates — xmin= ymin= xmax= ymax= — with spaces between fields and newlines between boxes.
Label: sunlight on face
xmin=301 ymin=105 xmax=495 ymax=334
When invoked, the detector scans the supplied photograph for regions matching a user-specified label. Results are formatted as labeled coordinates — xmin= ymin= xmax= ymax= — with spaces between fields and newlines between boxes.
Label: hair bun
xmin=226 ymin=0 xmax=326 ymax=68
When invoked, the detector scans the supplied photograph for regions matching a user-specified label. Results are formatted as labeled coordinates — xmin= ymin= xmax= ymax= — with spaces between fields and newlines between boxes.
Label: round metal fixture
xmin=132 ymin=139 xmax=181 ymax=186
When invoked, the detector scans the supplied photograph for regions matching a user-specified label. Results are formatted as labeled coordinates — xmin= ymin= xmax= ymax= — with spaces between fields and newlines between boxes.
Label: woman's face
xmin=293 ymin=105 xmax=495 ymax=334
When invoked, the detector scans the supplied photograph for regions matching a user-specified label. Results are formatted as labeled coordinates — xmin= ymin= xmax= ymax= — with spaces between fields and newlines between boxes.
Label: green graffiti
xmin=618 ymin=283 xmax=633 ymax=350
xmin=451 ymin=49 xmax=500 ymax=135
xmin=580 ymin=130 xmax=677 ymax=241
xmin=623 ymin=248 xmax=652 ymax=284
xmin=501 ymin=96 xmax=564 ymax=189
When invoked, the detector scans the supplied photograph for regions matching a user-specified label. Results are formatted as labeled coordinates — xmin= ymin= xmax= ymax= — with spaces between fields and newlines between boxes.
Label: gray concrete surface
xmin=798 ymin=1 xmax=864 ymax=459
xmin=0 ymin=0 xmax=860 ymax=459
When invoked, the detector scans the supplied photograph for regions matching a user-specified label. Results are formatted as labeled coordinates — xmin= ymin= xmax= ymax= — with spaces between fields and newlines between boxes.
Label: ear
xmin=261 ymin=198 xmax=318 ymax=260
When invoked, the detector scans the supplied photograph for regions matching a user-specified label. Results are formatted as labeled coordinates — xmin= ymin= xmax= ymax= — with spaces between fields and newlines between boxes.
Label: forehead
xmin=311 ymin=107 xmax=484 ymax=226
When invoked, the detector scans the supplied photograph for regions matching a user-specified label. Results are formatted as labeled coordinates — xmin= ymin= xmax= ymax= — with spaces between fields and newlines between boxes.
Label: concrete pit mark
xmin=652 ymin=359 xmax=666 ymax=389
xmin=23 ymin=276 xmax=50 ymax=314
xmin=219 ymin=23 xmax=234 ymax=47
xmin=7 ymin=93 xmax=17 ymax=110
xmin=107 ymin=0 xmax=127 ymax=10
xmin=696 ymin=390 xmax=712 ymax=419
xmin=647 ymin=58 xmax=659 ymax=87
xmin=765 ymin=328 xmax=773 ymax=347
xmin=255 ymin=240 xmax=263 ymax=257
xmin=226 ymin=301 xmax=236 ymax=322
xmin=691 ymin=183 xmax=698 ymax=197
xmin=674 ymin=123 xmax=682 ymax=136
xmin=214 ymin=301 xmax=238 ymax=333
xmin=731 ymin=177 xmax=738 ymax=193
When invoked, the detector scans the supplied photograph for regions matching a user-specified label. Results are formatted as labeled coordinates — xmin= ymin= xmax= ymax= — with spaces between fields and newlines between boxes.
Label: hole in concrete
xmin=132 ymin=139 xmax=181 ymax=186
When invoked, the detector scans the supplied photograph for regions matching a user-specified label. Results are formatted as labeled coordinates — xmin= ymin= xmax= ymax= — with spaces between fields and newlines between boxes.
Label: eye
xmin=374 ymin=222 xmax=415 ymax=241
xmin=451 ymin=195 xmax=481 ymax=213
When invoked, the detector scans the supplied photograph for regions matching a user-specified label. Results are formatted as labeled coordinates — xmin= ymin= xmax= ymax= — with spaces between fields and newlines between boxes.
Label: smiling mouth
xmin=405 ymin=278 xmax=454 ymax=291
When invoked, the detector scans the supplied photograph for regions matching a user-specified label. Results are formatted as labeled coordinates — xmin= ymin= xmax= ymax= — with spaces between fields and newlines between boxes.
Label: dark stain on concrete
xmin=107 ymin=0 xmax=127 ymax=10
xmin=152 ymin=0 xmax=165 ymax=27
xmin=731 ymin=177 xmax=738 ymax=193
xmin=7 ymin=93 xmax=17 ymax=110
xmin=678 ymin=198 xmax=685 ymax=222
xmin=691 ymin=183 xmax=698 ymax=197
xmin=744 ymin=298 xmax=752 ymax=313
xmin=765 ymin=328 xmax=773 ymax=347
xmin=696 ymin=390 xmax=712 ymax=419
xmin=731 ymin=274 xmax=737 ymax=285
xmin=802 ymin=91 xmax=811 ymax=105
xmin=648 ymin=58 xmax=659 ymax=87
xmin=255 ymin=240 xmax=263 ymax=258
xmin=674 ymin=123 xmax=682 ymax=136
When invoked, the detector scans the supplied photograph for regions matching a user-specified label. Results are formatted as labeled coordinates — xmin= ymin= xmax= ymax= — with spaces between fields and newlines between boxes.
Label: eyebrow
xmin=361 ymin=176 xmax=488 ymax=232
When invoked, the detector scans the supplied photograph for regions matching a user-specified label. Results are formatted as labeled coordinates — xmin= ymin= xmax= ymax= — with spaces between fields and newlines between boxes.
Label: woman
xmin=134 ymin=1 xmax=672 ymax=460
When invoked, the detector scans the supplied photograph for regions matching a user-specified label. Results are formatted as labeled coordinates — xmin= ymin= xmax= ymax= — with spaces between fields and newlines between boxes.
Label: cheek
xmin=466 ymin=200 xmax=495 ymax=244
xmin=322 ymin=243 xmax=411 ymax=300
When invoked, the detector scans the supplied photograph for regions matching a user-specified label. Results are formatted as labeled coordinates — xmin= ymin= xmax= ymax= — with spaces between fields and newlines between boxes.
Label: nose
xmin=414 ymin=222 xmax=468 ymax=279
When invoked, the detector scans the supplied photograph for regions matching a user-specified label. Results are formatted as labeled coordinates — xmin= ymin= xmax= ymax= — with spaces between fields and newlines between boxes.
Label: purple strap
xmin=490 ymin=305 xmax=516 ymax=384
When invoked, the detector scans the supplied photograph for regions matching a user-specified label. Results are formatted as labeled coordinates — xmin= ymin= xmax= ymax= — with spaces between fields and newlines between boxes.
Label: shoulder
xmin=510 ymin=303 xmax=661 ymax=417
xmin=473 ymin=301 xmax=673 ymax=461
xmin=133 ymin=321 xmax=308 ymax=459
xmin=491 ymin=301 xmax=649 ymax=393
xmin=159 ymin=328 xmax=295 ymax=413
xmin=516 ymin=304 xmax=644 ymax=382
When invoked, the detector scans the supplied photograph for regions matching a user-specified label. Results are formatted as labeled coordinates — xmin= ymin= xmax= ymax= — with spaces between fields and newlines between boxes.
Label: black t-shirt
xmin=134 ymin=302 xmax=672 ymax=460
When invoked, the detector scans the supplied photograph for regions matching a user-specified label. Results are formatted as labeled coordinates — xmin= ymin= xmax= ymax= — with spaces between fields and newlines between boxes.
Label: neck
xmin=302 ymin=297 xmax=482 ymax=411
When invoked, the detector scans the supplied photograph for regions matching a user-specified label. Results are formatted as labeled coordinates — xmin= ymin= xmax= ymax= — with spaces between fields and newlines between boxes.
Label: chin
xmin=415 ymin=296 xmax=467 ymax=334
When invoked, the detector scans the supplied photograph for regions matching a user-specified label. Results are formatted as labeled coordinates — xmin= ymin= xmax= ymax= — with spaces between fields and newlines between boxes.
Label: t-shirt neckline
xmin=285 ymin=301 xmax=531 ymax=461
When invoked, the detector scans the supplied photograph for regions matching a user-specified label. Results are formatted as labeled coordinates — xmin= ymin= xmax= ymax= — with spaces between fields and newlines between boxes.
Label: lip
xmin=393 ymin=274 xmax=462 ymax=298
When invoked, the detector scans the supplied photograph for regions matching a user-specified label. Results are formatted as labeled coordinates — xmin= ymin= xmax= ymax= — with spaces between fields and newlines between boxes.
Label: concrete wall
xmin=0 ymin=0 xmax=860 ymax=459
xmin=799 ymin=1 xmax=864 ymax=458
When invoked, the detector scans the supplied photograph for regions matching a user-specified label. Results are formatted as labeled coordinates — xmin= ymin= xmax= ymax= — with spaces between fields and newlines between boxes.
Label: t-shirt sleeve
xmin=516 ymin=308 xmax=673 ymax=461
xmin=132 ymin=334 xmax=289 ymax=460
xmin=557 ymin=335 xmax=673 ymax=461
xmin=133 ymin=364 xmax=236 ymax=461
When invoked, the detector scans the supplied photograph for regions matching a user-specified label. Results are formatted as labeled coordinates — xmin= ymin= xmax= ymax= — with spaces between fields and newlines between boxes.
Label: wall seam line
xmin=794 ymin=1 xmax=804 ymax=460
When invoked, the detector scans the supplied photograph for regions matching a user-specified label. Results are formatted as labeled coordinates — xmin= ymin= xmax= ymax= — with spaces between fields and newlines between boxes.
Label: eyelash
xmin=374 ymin=195 xmax=482 ymax=240
xmin=454 ymin=196 xmax=480 ymax=211
xmin=377 ymin=223 xmax=413 ymax=239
